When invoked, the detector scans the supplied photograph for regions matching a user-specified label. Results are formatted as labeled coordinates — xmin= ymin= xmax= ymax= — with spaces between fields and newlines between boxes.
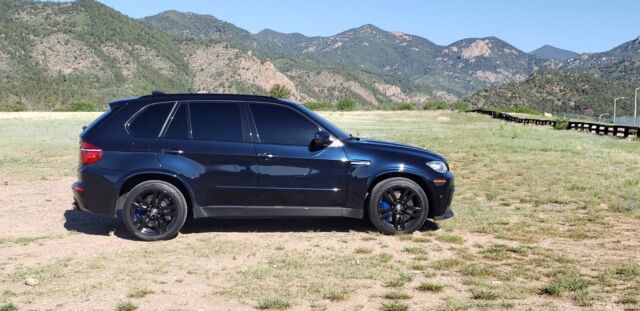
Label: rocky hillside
xmin=142 ymin=11 xmax=549 ymax=100
xmin=469 ymin=37 xmax=640 ymax=115
xmin=561 ymin=37 xmax=640 ymax=81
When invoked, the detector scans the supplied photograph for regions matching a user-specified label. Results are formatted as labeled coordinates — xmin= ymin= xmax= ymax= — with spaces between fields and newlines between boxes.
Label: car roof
xmin=109 ymin=93 xmax=294 ymax=109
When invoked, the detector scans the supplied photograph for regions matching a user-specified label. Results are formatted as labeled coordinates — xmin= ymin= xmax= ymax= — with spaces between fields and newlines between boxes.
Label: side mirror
xmin=311 ymin=131 xmax=332 ymax=150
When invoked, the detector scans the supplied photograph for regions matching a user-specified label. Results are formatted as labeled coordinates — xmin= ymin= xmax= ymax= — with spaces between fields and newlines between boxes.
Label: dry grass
xmin=0 ymin=110 xmax=639 ymax=310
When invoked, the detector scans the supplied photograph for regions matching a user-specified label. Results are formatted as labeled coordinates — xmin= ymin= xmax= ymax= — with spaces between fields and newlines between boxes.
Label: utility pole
xmin=635 ymin=87 xmax=640 ymax=126
xmin=614 ymin=97 xmax=625 ymax=125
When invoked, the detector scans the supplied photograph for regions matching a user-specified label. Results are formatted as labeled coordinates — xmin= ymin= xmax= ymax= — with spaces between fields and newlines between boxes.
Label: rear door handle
xmin=162 ymin=149 xmax=184 ymax=155
xmin=258 ymin=152 xmax=277 ymax=159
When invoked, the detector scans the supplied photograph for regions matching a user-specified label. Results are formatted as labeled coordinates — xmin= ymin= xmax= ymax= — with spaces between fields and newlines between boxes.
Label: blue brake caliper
xmin=134 ymin=207 xmax=144 ymax=222
xmin=379 ymin=200 xmax=392 ymax=224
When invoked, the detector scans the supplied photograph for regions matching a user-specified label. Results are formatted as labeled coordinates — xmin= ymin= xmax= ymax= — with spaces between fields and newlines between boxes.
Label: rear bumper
xmin=71 ymin=165 xmax=119 ymax=217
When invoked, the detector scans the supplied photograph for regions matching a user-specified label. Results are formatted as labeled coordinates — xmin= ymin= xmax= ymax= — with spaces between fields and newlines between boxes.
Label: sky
xmin=97 ymin=0 xmax=640 ymax=53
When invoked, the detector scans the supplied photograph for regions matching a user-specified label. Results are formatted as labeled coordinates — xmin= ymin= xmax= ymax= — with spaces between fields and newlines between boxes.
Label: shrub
xmin=423 ymin=101 xmax=448 ymax=110
xmin=304 ymin=101 xmax=334 ymax=111
xmin=505 ymin=105 xmax=541 ymax=115
xmin=115 ymin=300 xmax=137 ymax=311
xmin=394 ymin=103 xmax=415 ymax=110
xmin=0 ymin=101 xmax=27 ymax=112
xmin=62 ymin=102 xmax=96 ymax=112
xmin=451 ymin=101 xmax=471 ymax=112
xmin=337 ymin=98 xmax=357 ymax=111
xmin=0 ymin=303 xmax=18 ymax=311
xmin=268 ymin=84 xmax=292 ymax=99
xmin=554 ymin=117 xmax=569 ymax=130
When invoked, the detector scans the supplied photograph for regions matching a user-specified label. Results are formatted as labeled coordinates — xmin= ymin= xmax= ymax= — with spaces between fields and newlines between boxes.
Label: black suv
xmin=72 ymin=93 xmax=454 ymax=240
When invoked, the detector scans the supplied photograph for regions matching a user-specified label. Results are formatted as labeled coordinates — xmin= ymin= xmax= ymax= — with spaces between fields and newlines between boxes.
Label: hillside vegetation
xmin=0 ymin=0 xmax=191 ymax=109
xmin=469 ymin=70 xmax=636 ymax=115
xmin=0 ymin=0 xmax=638 ymax=112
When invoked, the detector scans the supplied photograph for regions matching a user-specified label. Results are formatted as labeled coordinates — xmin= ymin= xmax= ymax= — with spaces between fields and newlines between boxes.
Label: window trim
xmin=124 ymin=101 xmax=177 ymax=138
xmin=248 ymin=102 xmax=329 ymax=146
xmin=160 ymin=102 xmax=191 ymax=140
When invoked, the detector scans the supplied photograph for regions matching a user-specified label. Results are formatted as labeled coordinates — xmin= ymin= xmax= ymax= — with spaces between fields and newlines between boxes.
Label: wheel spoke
xmin=398 ymin=188 xmax=409 ymax=202
xmin=402 ymin=193 xmax=415 ymax=205
xmin=383 ymin=190 xmax=396 ymax=203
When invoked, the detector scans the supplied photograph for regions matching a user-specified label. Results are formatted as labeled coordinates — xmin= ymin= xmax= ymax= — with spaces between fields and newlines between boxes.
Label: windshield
xmin=288 ymin=101 xmax=351 ymax=140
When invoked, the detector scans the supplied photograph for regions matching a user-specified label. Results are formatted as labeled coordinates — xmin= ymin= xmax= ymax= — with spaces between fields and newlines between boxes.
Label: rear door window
xmin=189 ymin=102 xmax=244 ymax=142
xmin=128 ymin=103 xmax=174 ymax=138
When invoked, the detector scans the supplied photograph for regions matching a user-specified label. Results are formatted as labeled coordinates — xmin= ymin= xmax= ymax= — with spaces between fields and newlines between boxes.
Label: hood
xmin=352 ymin=138 xmax=446 ymax=162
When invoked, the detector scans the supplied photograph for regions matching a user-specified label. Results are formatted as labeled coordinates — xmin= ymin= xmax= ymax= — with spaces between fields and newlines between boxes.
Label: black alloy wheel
xmin=122 ymin=180 xmax=187 ymax=241
xmin=368 ymin=177 xmax=429 ymax=234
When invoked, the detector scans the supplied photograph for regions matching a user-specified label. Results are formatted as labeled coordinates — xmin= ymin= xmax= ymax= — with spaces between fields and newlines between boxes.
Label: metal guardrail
xmin=469 ymin=109 xmax=640 ymax=139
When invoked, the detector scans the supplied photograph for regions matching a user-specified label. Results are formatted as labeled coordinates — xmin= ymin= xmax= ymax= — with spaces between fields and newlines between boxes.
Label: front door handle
xmin=162 ymin=149 xmax=184 ymax=155
xmin=258 ymin=152 xmax=278 ymax=159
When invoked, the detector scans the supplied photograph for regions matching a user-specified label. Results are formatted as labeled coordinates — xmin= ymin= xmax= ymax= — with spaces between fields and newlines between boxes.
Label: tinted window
xmin=251 ymin=104 xmax=320 ymax=146
xmin=190 ymin=102 xmax=243 ymax=142
xmin=164 ymin=103 xmax=189 ymax=139
xmin=128 ymin=103 xmax=174 ymax=138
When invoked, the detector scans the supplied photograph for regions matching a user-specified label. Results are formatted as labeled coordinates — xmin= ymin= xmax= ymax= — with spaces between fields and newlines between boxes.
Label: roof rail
xmin=151 ymin=90 xmax=166 ymax=96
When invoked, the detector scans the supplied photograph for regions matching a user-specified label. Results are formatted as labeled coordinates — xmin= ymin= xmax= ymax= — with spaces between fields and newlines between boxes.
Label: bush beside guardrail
xmin=469 ymin=109 xmax=640 ymax=140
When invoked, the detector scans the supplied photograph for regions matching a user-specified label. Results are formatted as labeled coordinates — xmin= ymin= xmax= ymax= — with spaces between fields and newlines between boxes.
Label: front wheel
xmin=368 ymin=177 xmax=429 ymax=234
xmin=122 ymin=180 xmax=188 ymax=241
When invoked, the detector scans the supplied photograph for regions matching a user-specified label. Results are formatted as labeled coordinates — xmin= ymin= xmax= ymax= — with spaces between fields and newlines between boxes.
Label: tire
xmin=368 ymin=177 xmax=429 ymax=235
xmin=122 ymin=180 xmax=188 ymax=241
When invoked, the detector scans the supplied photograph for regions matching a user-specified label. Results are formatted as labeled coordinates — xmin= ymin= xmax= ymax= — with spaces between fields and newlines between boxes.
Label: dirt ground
xmin=0 ymin=177 xmax=638 ymax=311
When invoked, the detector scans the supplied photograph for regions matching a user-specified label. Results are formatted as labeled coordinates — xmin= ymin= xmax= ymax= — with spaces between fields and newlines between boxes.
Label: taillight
xmin=80 ymin=141 xmax=103 ymax=164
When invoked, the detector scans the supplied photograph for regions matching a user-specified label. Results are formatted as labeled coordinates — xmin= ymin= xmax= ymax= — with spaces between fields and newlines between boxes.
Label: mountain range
xmin=530 ymin=45 xmax=579 ymax=61
xmin=0 ymin=0 xmax=637 ymax=114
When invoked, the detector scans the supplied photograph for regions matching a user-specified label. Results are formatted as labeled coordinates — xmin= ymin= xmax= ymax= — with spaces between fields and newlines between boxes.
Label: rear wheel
xmin=122 ymin=180 xmax=188 ymax=241
xmin=368 ymin=177 xmax=429 ymax=235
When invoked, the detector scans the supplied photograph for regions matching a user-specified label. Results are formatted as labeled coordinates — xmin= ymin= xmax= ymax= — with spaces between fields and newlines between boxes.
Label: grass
xmin=115 ymin=301 xmax=137 ymax=311
xmin=382 ymin=291 xmax=411 ymax=300
xmin=0 ymin=304 xmax=18 ymax=311
xmin=435 ymin=234 xmax=464 ymax=245
xmin=401 ymin=246 xmax=427 ymax=256
xmin=539 ymin=268 xmax=589 ymax=296
xmin=416 ymin=282 xmax=444 ymax=292
xmin=470 ymin=288 xmax=501 ymax=300
xmin=256 ymin=298 xmax=291 ymax=310
xmin=354 ymin=247 xmax=373 ymax=254
xmin=127 ymin=288 xmax=153 ymax=298
xmin=1 ymin=110 xmax=639 ymax=310
xmin=379 ymin=302 xmax=409 ymax=311
xmin=384 ymin=274 xmax=413 ymax=288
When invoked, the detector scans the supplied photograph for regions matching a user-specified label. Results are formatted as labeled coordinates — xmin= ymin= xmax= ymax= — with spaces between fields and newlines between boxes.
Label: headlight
xmin=426 ymin=161 xmax=448 ymax=173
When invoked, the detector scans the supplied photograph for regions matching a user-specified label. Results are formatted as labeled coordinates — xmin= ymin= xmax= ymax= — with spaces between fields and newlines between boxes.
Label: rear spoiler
xmin=108 ymin=97 xmax=137 ymax=110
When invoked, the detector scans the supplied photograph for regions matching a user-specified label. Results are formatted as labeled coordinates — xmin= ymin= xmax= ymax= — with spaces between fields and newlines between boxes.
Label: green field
xmin=0 ymin=110 xmax=639 ymax=310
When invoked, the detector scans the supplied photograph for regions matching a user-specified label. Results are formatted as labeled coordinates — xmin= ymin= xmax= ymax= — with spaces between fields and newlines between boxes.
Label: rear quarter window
xmin=127 ymin=103 xmax=174 ymax=138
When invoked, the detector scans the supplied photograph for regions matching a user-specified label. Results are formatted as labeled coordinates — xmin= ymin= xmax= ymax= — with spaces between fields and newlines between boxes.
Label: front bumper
xmin=434 ymin=206 xmax=454 ymax=220
xmin=430 ymin=177 xmax=455 ymax=220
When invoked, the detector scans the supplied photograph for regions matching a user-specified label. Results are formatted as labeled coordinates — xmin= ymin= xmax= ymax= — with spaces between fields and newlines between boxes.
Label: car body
xmin=72 ymin=93 xmax=454 ymax=240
